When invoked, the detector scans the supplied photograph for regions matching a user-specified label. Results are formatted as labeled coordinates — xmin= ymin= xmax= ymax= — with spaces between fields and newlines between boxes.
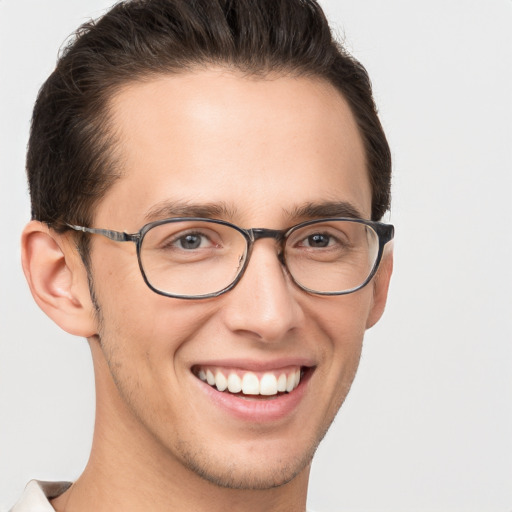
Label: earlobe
xmin=21 ymin=220 xmax=98 ymax=337
xmin=366 ymin=246 xmax=394 ymax=329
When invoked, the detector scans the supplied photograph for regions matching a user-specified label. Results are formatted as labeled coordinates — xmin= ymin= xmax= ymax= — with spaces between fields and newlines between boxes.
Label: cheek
xmin=92 ymin=251 xmax=220 ymax=363
xmin=307 ymin=291 xmax=373 ymax=400
xmin=311 ymin=288 xmax=373 ymax=350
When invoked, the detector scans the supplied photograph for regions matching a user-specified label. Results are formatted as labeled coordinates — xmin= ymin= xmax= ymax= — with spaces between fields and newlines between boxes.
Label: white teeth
xmin=277 ymin=373 xmax=287 ymax=392
xmin=227 ymin=373 xmax=242 ymax=393
xmin=242 ymin=372 xmax=260 ymax=395
xmin=215 ymin=371 xmax=228 ymax=392
xmin=286 ymin=372 xmax=296 ymax=392
xmin=260 ymin=373 xmax=278 ymax=396
xmin=197 ymin=367 xmax=303 ymax=396
xmin=206 ymin=369 xmax=215 ymax=386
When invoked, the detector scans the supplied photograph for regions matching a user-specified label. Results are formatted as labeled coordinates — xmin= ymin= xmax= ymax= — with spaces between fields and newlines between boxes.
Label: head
xmin=22 ymin=0 xmax=393 ymax=497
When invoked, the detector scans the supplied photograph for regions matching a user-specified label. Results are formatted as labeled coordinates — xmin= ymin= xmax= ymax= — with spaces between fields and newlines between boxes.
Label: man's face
xmin=86 ymin=69 xmax=386 ymax=489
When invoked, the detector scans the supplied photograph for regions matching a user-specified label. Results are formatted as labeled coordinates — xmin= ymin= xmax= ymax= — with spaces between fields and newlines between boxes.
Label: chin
xmin=174 ymin=428 xmax=326 ymax=490
xmin=183 ymin=455 xmax=310 ymax=490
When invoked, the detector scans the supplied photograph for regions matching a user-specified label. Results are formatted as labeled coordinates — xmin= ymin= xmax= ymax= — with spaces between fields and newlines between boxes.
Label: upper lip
xmin=190 ymin=358 xmax=316 ymax=372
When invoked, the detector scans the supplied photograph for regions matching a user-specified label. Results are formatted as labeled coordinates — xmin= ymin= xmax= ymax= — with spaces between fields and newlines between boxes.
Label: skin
xmin=22 ymin=68 xmax=393 ymax=512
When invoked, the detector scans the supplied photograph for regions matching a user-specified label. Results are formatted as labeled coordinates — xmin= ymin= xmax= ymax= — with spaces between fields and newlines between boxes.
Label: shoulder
xmin=9 ymin=480 xmax=71 ymax=512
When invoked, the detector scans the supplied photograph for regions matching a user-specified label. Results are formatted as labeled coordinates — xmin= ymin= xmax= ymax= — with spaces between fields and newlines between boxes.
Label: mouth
xmin=191 ymin=365 xmax=309 ymax=399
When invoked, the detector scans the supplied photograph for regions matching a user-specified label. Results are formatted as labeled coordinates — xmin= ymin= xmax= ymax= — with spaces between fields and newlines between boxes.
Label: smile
xmin=193 ymin=366 xmax=303 ymax=397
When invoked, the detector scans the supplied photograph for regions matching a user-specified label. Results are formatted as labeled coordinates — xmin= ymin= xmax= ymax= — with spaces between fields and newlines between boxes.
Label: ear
xmin=21 ymin=220 xmax=98 ymax=337
xmin=366 ymin=244 xmax=394 ymax=329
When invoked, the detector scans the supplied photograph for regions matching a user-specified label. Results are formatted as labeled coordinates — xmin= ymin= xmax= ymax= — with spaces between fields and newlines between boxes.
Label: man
xmin=13 ymin=0 xmax=393 ymax=510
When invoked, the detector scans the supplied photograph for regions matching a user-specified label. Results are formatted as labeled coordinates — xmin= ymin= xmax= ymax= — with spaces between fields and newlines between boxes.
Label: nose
xmin=220 ymin=240 xmax=305 ymax=343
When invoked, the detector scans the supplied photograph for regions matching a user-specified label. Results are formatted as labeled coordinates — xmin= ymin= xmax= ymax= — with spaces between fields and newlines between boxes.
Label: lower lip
xmin=194 ymin=370 xmax=312 ymax=422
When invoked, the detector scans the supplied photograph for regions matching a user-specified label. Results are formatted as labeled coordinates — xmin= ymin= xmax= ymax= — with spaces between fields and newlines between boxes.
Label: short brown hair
xmin=27 ymin=0 xmax=391 ymax=236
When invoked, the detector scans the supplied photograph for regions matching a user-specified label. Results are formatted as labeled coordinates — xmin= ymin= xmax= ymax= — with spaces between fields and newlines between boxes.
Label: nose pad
xmin=221 ymin=242 xmax=304 ymax=342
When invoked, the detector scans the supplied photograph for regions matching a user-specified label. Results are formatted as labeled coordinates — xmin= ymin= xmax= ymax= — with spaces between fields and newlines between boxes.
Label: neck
xmin=52 ymin=341 xmax=310 ymax=512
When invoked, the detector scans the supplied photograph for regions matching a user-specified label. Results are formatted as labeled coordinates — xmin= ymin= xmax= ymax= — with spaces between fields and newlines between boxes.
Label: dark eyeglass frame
xmin=67 ymin=217 xmax=394 ymax=299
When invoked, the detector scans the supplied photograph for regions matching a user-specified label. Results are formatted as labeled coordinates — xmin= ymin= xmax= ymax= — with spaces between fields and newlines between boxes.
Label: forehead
xmin=97 ymin=68 xmax=370 ymax=228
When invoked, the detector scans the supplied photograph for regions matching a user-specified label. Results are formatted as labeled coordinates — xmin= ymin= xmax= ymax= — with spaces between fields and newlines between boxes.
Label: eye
xmin=169 ymin=231 xmax=217 ymax=251
xmin=296 ymin=230 xmax=343 ymax=249
xmin=176 ymin=233 xmax=209 ymax=250
xmin=288 ymin=222 xmax=353 ymax=257
xmin=302 ymin=233 xmax=333 ymax=248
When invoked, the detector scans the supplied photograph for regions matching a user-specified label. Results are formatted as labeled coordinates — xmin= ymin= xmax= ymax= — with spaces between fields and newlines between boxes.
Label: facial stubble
xmin=85 ymin=266 xmax=355 ymax=491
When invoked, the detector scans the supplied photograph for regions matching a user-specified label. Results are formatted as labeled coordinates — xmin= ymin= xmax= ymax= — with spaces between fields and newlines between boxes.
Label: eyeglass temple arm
xmin=66 ymin=224 xmax=139 ymax=243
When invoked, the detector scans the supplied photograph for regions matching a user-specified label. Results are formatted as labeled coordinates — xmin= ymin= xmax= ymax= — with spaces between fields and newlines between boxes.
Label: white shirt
xmin=9 ymin=481 xmax=71 ymax=512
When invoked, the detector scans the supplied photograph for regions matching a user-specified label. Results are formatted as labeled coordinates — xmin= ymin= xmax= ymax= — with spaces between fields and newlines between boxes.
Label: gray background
xmin=1 ymin=1 xmax=511 ymax=510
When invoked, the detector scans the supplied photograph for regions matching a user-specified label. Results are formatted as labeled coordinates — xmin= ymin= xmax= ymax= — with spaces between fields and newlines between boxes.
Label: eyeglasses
xmin=67 ymin=217 xmax=394 ymax=299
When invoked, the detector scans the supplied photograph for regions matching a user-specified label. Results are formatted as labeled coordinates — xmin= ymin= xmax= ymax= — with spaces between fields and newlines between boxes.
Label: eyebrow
xmin=144 ymin=200 xmax=237 ymax=222
xmin=286 ymin=201 xmax=365 ymax=220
